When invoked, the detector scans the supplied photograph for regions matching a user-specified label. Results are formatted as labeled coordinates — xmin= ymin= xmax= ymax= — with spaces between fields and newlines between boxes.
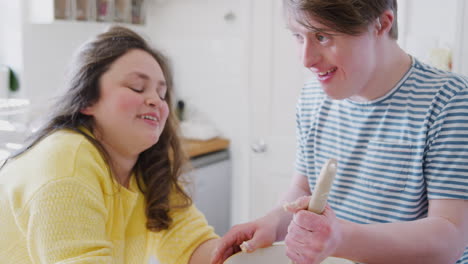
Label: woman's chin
xmin=139 ymin=136 xmax=160 ymax=152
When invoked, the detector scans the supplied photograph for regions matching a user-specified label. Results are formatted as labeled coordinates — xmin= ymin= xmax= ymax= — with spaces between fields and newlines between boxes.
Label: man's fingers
xmin=283 ymin=195 xmax=311 ymax=213
xmin=239 ymin=241 xmax=253 ymax=252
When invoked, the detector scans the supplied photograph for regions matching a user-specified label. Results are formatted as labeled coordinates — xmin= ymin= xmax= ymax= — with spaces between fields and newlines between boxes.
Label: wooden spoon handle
xmin=307 ymin=159 xmax=337 ymax=214
xmin=289 ymin=159 xmax=337 ymax=264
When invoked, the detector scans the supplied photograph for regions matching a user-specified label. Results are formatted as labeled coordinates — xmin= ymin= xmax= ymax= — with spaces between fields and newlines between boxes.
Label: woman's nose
xmin=145 ymin=94 xmax=161 ymax=108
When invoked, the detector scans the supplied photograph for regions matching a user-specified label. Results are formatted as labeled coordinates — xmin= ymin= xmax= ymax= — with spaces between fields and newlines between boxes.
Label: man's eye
xmin=316 ymin=33 xmax=328 ymax=43
xmin=292 ymin=33 xmax=304 ymax=42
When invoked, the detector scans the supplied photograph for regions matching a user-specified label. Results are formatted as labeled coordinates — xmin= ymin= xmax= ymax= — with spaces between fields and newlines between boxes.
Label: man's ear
xmin=377 ymin=10 xmax=394 ymax=36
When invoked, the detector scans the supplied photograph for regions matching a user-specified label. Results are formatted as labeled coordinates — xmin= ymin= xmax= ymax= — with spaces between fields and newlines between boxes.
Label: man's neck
xmin=350 ymin=41 xmax=411 ymax=102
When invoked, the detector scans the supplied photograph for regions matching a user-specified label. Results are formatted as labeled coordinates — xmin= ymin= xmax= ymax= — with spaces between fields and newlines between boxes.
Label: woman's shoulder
xmin=29 ymin=129 xmax=104 ymax=169
xmin=40 ymin=129 xmax=95 ymax=153
xmin=2 ymin=129 xmax=110 ymax=192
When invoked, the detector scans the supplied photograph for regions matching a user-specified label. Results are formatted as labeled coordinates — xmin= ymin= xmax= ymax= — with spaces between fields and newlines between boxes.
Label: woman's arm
xmin=24 ymin=178 xmax=113 ymax=263
xmin=189 ymin=238 xmax=219 ymax=264
xmin=152 ymin=198 xmax=219 ymax=264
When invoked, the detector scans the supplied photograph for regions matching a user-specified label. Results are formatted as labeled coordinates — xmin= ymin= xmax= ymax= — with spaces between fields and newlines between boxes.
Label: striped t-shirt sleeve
xmin=425 ymin=78 xmax=468 ymax=200
xmin=295 ymin=104 xmax=307 ymax=176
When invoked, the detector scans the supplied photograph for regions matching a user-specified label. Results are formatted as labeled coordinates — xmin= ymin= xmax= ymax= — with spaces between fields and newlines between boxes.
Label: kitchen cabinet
xmin=189 ymin=149 xmax=231 ymax=236
xmin=183 ymin=138 xmax=231 ymax=235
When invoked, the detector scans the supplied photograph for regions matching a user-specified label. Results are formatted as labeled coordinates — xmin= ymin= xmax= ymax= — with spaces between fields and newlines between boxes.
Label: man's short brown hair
xmin=283 ymin=0 xmax=398 ymax=39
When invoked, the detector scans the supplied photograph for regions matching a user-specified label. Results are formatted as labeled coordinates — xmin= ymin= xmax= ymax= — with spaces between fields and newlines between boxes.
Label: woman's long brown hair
xmin=7 ymin=25 xmax=191 ymax=231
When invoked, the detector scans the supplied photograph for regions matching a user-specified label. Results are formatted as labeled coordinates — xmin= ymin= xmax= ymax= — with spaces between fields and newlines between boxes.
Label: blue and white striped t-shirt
xmin=295 ymin=57 xmax=468 ymax=263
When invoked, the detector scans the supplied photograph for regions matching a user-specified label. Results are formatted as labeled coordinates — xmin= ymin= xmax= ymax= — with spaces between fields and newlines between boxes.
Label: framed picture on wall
xmin=131 ymin=0 xmax=146 ymax=25
xmin=50 ymin=0 xmax=145 ymax=24
xmin=75 ymin=0 xmax=97 ymax=21
xmin=114 ymin=0 xmax=131 ymax=23
xmin=96 ymin=0 xmax=112 ymax=21
xmin=54 ymin=0 xmax=72 ymax=20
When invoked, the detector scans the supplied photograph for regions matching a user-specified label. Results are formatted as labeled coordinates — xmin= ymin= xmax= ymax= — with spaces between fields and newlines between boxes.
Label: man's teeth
xmin=318 ymin=68 xmax=337 ymax=76
xmin=141 ymin=115 xmax=158 ymax=121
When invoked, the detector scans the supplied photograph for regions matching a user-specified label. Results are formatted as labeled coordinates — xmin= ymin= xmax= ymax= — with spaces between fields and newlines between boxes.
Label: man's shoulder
xmin=411 ymin=58 xmax=468 ymax=91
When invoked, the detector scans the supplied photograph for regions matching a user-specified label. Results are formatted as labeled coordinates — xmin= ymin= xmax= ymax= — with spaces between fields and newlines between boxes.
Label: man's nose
xmin=301 ymin=40 xmax=321 ymax=69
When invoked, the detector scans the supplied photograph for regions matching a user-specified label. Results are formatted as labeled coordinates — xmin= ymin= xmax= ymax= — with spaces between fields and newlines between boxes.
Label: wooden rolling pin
xmin=289 ymin=158 xmax=338 ymax=264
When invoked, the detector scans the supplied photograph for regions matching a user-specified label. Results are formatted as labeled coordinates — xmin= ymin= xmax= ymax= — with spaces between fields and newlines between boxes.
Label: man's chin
xmin=322 ymin=89 xmax=348 ymax=100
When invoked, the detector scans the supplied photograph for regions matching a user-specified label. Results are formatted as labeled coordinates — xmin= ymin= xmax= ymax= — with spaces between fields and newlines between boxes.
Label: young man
xmin=212 ymin=1 xmax=468 ymax=263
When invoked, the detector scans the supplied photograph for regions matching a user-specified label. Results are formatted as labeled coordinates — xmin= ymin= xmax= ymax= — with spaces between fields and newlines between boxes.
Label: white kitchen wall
xmin=22 ymin=23 xmax=107 ymax=102
xmin=398 ymin=0 xmax=459 ymax=66
xmin=454 ymin=0 xmax=468 ymax=76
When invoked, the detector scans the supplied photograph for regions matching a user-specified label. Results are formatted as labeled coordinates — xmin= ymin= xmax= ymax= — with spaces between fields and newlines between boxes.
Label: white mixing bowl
xmin=224 ymin=243 xmax=354 ymax=264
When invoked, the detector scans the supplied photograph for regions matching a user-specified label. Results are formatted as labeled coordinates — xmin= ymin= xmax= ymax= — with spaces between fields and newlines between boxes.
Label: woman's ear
xmin=376 ymin=10 xmax=394 ymax=36
xmin=80 ymin=106 xmax=94 ymax=116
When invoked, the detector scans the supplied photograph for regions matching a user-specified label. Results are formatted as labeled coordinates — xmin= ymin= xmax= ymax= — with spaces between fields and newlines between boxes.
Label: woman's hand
xmin=210 ymin=215 xmax=278 ymax=264
xmin=284 ymin=196 xmax=343 ymax=264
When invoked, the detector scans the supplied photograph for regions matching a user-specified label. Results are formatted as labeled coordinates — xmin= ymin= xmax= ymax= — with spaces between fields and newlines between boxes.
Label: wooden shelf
xmin=183 ymin=138 xmax=230 ymax=158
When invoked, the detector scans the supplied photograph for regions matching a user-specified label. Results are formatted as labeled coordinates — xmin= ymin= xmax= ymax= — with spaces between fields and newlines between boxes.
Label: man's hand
xmin=284 ymin=196 xmax=343 ymax=264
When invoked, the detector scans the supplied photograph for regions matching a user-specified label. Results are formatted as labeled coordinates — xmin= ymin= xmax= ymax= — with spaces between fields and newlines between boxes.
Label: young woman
xmin=0 ymin=26 xmax=218 ymax=264
xmin=212 ymin=1 xmax=468 ymax=264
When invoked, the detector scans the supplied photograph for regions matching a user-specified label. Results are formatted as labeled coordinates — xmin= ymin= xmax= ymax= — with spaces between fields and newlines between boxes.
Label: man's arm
xmin=336 ymin=199 xmax=468 ymax=264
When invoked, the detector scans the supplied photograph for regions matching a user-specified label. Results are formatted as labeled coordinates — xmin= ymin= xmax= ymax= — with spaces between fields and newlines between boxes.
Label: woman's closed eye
xmin=127 ymin=84 xmax=144 ymax=93
xmin=131 ymin=86 xmax=166 ymax=101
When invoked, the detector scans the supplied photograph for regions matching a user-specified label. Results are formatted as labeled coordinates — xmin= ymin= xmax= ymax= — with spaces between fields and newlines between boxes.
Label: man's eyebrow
xmin=284 ymin=24 xmax=332 ymax=35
